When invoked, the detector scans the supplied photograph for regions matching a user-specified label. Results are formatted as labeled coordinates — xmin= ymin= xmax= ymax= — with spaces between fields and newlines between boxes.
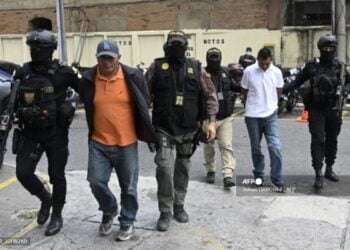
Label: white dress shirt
xmin=241 ymin=63 xmax=284 ymax=118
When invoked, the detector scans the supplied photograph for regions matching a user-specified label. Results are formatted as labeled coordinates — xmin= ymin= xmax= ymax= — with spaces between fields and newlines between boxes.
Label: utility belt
xmin=155 ymin=128 xmax=197 ymax=158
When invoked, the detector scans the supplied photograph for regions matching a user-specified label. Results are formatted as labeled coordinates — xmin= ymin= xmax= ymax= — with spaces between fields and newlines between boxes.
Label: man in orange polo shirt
xmin=79 ymin=40 xmax=156 ymax=241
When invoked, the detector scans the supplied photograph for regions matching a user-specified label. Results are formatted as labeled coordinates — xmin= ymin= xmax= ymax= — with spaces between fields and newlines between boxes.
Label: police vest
xmin=207 ymin=67 xmax=235 ymax=120
xmin=309 ymin=60 xmax=340 ymax=108
xmin=17 ymin=69 xmax=57 ymax=129
xmin=152 ymin=58 xmax=201 ymax=135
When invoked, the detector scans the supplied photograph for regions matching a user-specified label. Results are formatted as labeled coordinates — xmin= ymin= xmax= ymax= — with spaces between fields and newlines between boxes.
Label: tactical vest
xmin=309 ymin=60 xmax=340 ymax=108
xmin=152 ymin=58 xmax=201 ymax=135
xmin=17 ymin=68 xmax=57 ymax=129
xmin=208 ymin=68 xmax=235 ymax=120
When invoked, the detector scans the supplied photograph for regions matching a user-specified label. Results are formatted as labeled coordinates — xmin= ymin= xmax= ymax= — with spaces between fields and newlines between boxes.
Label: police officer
xmin=238 ymin=47 xmax=256 ymax=69
xmin=14 ymin=29 xmax=79 ymax=236
xmin=284 ymin=34 xmax=350 ymax=191
xmin=146 ymin=31 xmax=218 ymax=232
xmin=203 ymin=48 xmax=241 ymax=187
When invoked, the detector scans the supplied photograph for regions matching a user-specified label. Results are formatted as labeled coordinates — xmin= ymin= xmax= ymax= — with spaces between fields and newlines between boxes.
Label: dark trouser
xmin=308 ymin=107 xmax=342 ymax=170
xmin=16 ymin=127 xmax=69 ymax=206
xmin=155 ymin=130 xmax=195 ymax=213
xmin=87 ymin=140 xmax=139 ymax=226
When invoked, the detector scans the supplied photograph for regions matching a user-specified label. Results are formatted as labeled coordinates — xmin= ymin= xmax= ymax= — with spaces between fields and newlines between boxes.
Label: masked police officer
xmin=14 ymin=29 xmax=79 ymax=236
xmin=238 ymin=47 xmax=256 ymax=69
xmin=284 ymin=34 xmax=350 ymax=191
xmin=146 ymin=31 xmax=218 ymax=232
xmin=203 ymin=48 xmax=241 ymax=187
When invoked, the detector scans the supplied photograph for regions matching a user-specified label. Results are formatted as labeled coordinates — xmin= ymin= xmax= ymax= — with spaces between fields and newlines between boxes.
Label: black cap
xmin=96 ymin=40 xmax=120 ymax=58
xmin=167 ymin=30 xmax=188 ymax=47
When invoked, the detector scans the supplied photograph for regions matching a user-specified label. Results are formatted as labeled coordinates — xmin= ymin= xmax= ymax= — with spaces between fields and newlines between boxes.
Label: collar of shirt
xmin=96 ymin=66 xmax=124 ymax=82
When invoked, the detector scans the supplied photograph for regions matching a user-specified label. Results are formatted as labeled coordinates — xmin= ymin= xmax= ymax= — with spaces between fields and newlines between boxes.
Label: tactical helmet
xmin=317 ymin=34 xmax=337 ymax=50
xmin=26 ymin=30 xmax=57 ymax=49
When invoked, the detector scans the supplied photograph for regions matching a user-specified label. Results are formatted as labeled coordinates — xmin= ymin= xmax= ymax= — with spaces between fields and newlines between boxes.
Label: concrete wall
xmin=281 ymin=26 xmax=350 ymax=68
xmin=0 ymin=29 xmax=282 ymax=67
xmin=0 ymin=0 xmax=275 ymax=34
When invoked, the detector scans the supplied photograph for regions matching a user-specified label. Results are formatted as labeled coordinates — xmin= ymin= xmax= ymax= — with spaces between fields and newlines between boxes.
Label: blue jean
xmin=87 ymin=139 xmax=139 ymax=226
xmin=245 ymin=111 xmax=283 ymax=185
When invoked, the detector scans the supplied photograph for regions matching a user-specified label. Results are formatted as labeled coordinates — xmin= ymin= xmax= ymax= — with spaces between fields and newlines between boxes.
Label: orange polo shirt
xmin=92 ymin=67 xmax=137 ymax=146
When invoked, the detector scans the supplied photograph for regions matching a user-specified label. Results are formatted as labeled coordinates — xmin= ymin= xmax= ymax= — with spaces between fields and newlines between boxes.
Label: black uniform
xmin=14 ymin=28 xmax=79 ymax=236
xmin=284 ymin=34 xmax=350 ymax=189
xmin=15 ymin=60 xmax=79 ymax=206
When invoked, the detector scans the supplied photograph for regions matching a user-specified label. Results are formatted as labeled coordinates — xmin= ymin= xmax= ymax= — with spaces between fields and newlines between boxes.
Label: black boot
xmin=325 ymin=165 xmax=339 ymax=182
xmin=37 ymin=188 xmax=52 ymax=225
xmin=45 ymin=204 xmax=63 ymax=236
xmin=313 ymin=169 xmax=324 ymax=190
xmin=156 ymin=212 xmax=172 ymax=232
xmin=173 ymin=205 xmax=189 ymax=223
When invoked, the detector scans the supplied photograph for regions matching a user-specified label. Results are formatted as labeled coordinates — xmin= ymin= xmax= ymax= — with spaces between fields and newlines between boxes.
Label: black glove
xmin=148 ymin=142 xmax=157 ymax=153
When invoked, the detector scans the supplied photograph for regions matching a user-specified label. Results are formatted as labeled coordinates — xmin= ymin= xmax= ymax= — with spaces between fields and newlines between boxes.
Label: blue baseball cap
xmin=96 ymin=40 xmax=119 ymax=58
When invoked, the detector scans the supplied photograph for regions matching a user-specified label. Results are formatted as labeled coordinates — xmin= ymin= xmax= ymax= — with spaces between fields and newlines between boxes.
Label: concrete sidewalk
xmin=2 ymin=170 xmax=350 ymax=250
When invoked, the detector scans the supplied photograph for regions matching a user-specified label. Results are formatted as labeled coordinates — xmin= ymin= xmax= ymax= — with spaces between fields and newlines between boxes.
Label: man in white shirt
xmin=241 ymin=48 xmax=285 ymax=190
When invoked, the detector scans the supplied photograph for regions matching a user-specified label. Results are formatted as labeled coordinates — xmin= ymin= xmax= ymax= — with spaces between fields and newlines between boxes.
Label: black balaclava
xmin=30 ymin=44 xmax=54 ymax=69
xmin=167 ymin=41 xmax=186 ymax=66
xmin=206 ymin=48 xmax=222 ymax=73
xmin=166 ymin=31 xmax=188 ymax=66
xmin=319 ymin=47 xmax=336 ymax=64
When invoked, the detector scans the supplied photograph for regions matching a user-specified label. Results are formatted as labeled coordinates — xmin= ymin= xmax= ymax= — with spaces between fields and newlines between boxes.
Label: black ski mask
xmin=30 ymin=44 xmax=54 ymax=65
xmin=167 ymin=42 xmax=186 ymax=65
xmin=319 ymin=46 xmax=336 ymax=64
xmin=206 ymin=49 xmax=222 ymax=73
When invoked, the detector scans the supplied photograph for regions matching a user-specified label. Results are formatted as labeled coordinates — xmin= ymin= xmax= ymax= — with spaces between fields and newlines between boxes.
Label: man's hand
xmin=206 ymin=121 xmax=216 ymax=141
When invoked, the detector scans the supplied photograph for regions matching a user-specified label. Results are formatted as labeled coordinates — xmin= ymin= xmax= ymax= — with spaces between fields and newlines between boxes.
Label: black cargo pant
xmin=308 ymin=107 xmax=342 ymax=170
xmin=15 ymin=127 xmax=69 ymax=206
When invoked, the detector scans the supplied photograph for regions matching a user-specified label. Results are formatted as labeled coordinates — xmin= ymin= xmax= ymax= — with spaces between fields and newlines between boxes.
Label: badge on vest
xmin=24 ymin=92 xmax=35 ymax=104
xmin=175 ymin=92 xmax=184 ymax=106
xmin=222 ymin=73 xmax=227 ymax=78
xmin=218 ymin=92 xmax=224 ymax=101
xmin=161 ymin=63 xmax=169 ymax=70
xmin=187 ymin=67 xmax=194 ymax=75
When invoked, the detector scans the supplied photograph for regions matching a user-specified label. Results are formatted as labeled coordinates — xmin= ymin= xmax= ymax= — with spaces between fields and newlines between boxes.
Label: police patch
xmin=188 ymin=67 xmax=194 ymax=74
xmin=162 ymin=63 xmax=169 ymax=70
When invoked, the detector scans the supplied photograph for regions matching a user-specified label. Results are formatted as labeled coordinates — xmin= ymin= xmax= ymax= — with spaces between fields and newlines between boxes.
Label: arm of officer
xmin=145 ymin=62 xmax=156 ymax=105
xmin=63 ymin=66 xmax=80 ymax=94
xmin=200 ymin=69 xmax=218 ymax=141
xmin=135 ymin=69 xmax=151 ymax=106
xmin=283 ymin=64 xmax=310 ymax=94
xmin=240 ymin=69 xmax=249 ymax=106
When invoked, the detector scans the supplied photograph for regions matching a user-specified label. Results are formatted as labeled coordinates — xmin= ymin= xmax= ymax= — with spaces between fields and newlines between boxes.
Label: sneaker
xmin=173 ymin=205 xmax=189 ymax=223
xmin=157 ymin=212 xmax=172 ymax=232
xmin=223 ymin=177 xmax=235 ymax=188
xmin=115 ymin=224 xmax=134 ymax=241
xmin=206 ymin=171 xmax=215 ymax=184
xmin=99 ymin=210 xmax=118 ymax=236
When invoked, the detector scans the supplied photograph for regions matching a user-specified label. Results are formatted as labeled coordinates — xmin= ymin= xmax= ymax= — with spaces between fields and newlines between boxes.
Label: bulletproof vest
xmin=207 ymin=67 xmax=235 ymax=120
xmin=17 ymin=68 xmax=57 ymax=129
xmin=152 ymin=57 xmax=201 ymax=135
xmin=310 ymin=60 xmax=340 ymax=108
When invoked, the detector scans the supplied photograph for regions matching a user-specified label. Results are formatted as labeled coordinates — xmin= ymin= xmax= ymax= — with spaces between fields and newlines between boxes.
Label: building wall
xmin=0 ymin=0 xmax=273 ymax=34
xmin=0 ymin=29 xmax=281 ymax=67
